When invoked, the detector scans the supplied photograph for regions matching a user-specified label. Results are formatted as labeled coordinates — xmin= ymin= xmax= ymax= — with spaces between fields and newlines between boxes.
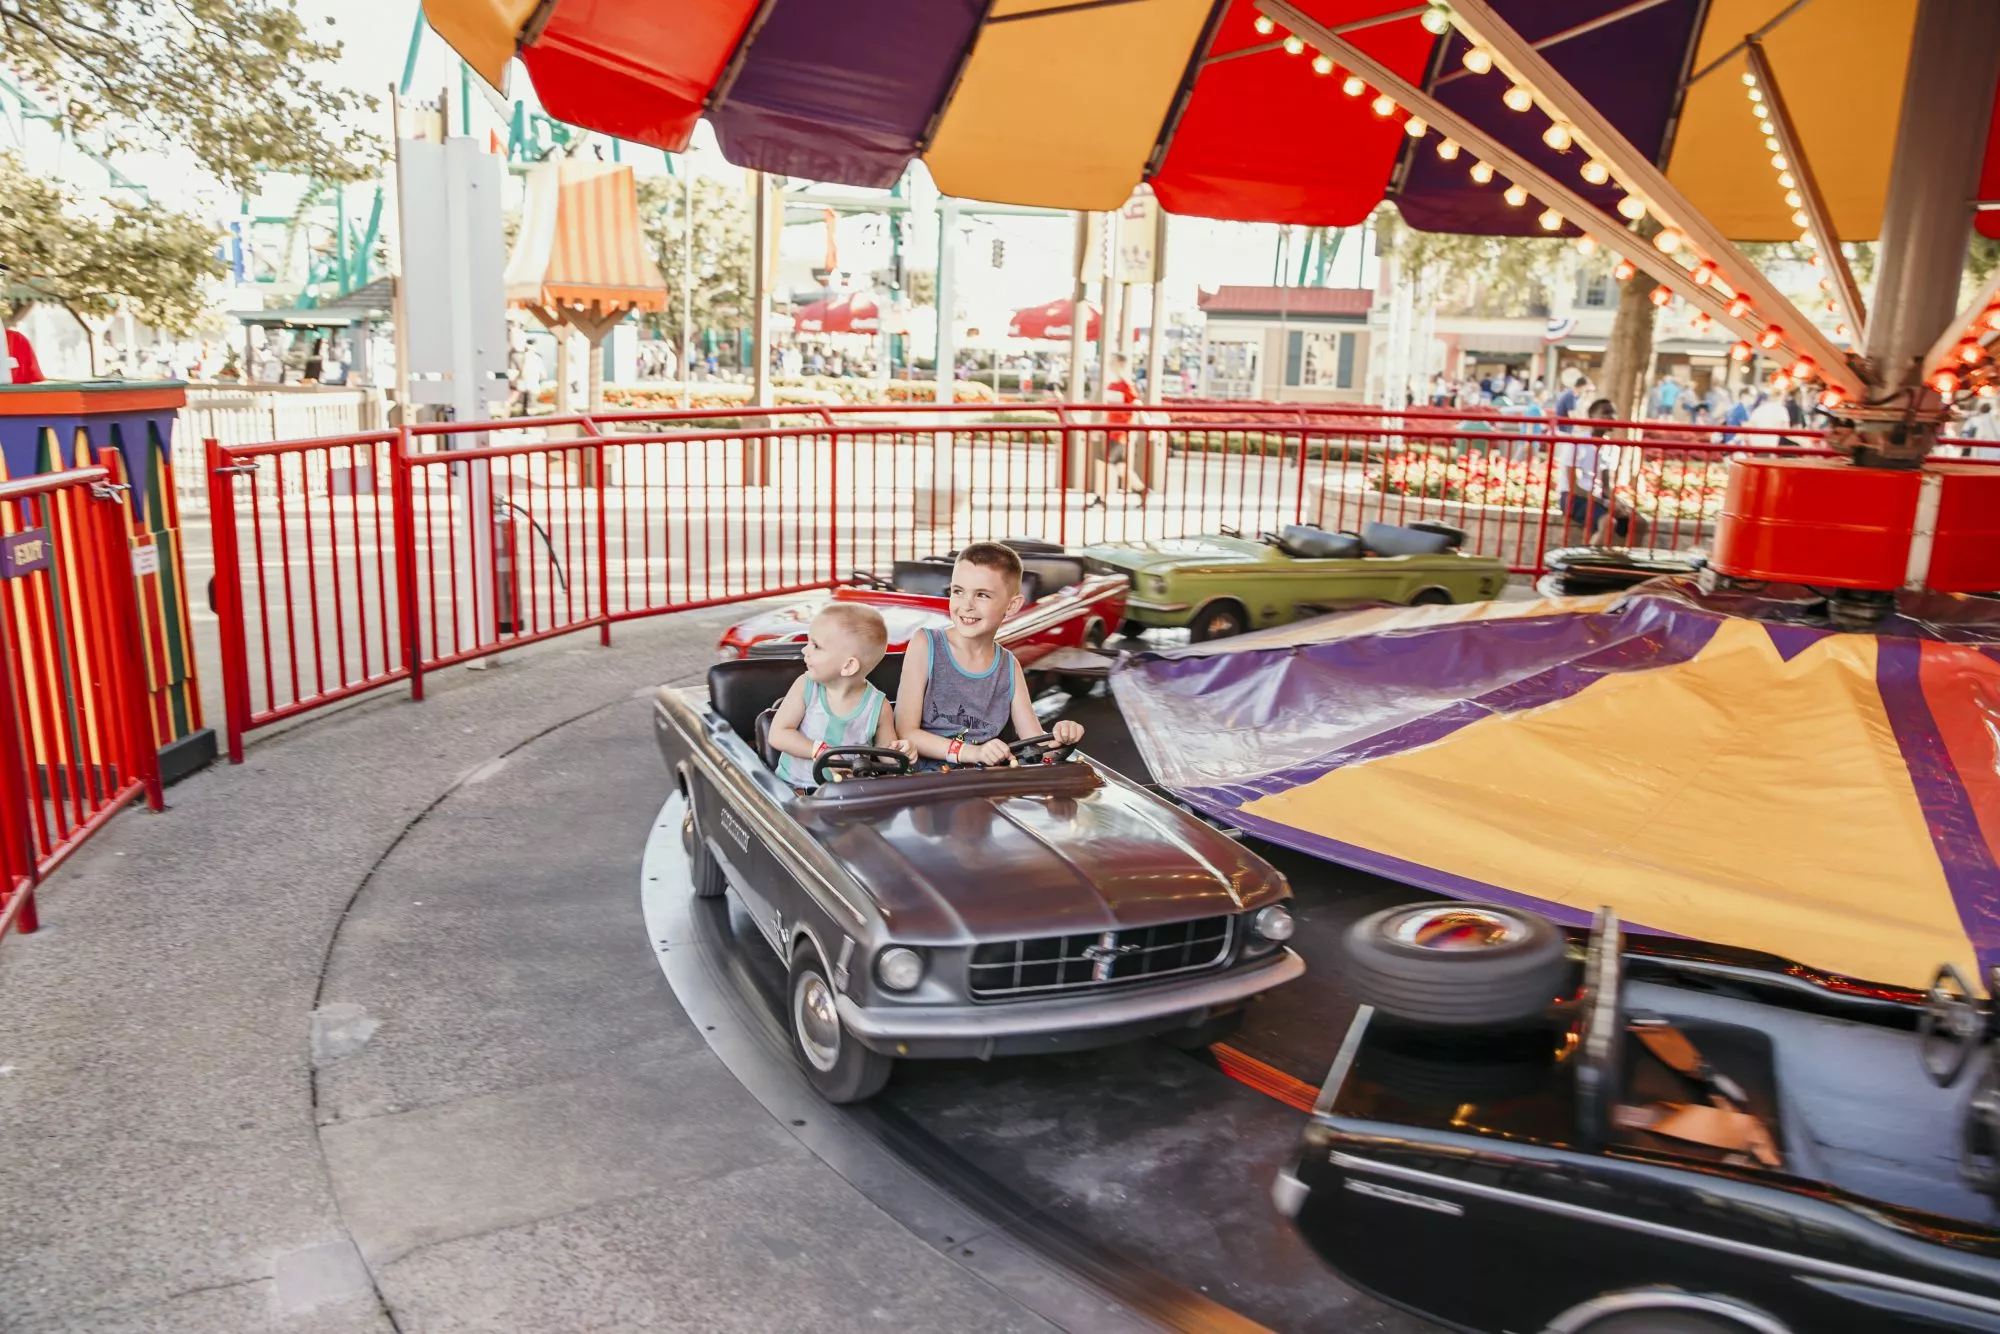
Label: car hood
xmin=803 ymin=763 xmax=1286 ymax=943
xmin=721 ymin=593 xmax=947 ymax=650
xmin=1083 ymin=535 xmax=1278 ymax=577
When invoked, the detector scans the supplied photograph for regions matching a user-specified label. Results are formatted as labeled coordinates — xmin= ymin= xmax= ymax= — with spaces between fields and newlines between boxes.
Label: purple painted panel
xmin=1393 ymin=0 xmax=1704 ymax=236
xmin=712 ymin=0 xmax=987 ymax=187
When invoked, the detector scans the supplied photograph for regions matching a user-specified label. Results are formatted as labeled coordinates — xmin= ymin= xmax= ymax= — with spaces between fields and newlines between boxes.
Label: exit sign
xmin=0 ymin=528 xmax=49 ymax=579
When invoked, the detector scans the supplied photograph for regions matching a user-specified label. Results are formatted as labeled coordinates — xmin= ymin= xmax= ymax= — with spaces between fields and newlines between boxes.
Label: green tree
xmin=1376 ymin=209 xmax=1567 ymax=317
xmin=0 ymin=153 xmax=223 ymax=366
xmin=0 ymin=0 xmax=376 ymax=189
xmin=636 ymin=174 xmax=753 ymax=354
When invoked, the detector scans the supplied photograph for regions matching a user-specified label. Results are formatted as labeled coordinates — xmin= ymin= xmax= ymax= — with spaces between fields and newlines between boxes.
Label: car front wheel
xmin=788 ymin=947 xmax=893 ymax=1103
xmin=684 ymin=810 xmax=728 ymax=899
xmin=1189 ymin=600 xmax=1248 ymax=642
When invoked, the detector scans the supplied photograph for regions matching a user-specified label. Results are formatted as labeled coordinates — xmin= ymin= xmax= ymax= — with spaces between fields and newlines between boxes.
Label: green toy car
xmin=1083 ymin=521 xmax=1509 ymax=641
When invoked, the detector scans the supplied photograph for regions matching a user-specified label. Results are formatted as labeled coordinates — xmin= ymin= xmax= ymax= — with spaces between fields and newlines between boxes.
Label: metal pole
xmin=1094 ymin=208 xmax=1119 ymax=397
xmin=934 ymin=196 xmax=960 ymax=405
xmin=1144 ymin=211 xmax=1168 ymax=406
xmin=388 ymin=86 xmax=414 ymax=431
xmin=1067 ymin=212 xmax=1088 ymax=406
xmin=751 ymin=171 xmax=772 ymax=408
xmin=1861 ymin=0 xmax=2000 ymax=400
xmin=681 ymin=162 xmax=693 ymax=409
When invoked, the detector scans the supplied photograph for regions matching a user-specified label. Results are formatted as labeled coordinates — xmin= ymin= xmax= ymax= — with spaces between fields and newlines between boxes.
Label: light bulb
xmin=1342 ymin=75 xmax=1366 ymax=96
xmin=1771 ymin=373 xmax=1792 ymax=392
xmin=1823 ymin=300 xmax=1838 ymax=314
xmin=1404 ymin=114 xmax=1428 ymax=137
xmin=1932 ymin=369 xmax=1961 ymax=397
xmin=1790 ymin=357 xmax=1816 ymax=380
xmin=1649 ymin=284 xmax=1673 ymax=307
xmin=1759 ymin=120 xmax=1775 ymax=136
xmin=1758 ymin=326 xmax=1783 ymax=350
xmin=1692 ymin=261 xmax=1717 ymax=286
xmin=1691 ymin=312 xmax=1713 ymax=331
xmin=1613 ymin=259 xmax=1636 ymax=282
xmin=1748 ymin=88 xmax=1764 ymax=104
xmin=1253 ymin=13 xmax=1275 ymax=33
xmin=1728 ymin=298 xmax=1753 ymax=319
xmin=1729 ymin=340 xmax=1753 ymax=361
xmin=1741 ymin=71 xmax=1758 ymax=87
xmin=1819 ymin=277 xmax=1833 ymax=292
xmin=1791 ymin=210 xmax=1810 ymax=228
xmin=1420 ymin=4 xmax=1452 ymax=35
xmin=1576 ymin=235 xmax=1598 ymax=256
xmin=1461 ymin=46 xmax=1493 ymax=74
xmin=1579 ymin=160 xmax=1609 ymax=185
xmin=1469 ymin=160 xmax=1494 ymax=184
xmin=1981 ymin=383 xmax=2000 ymax=400
xmin=1983 ymin=307 xmax=2000 ymax=332
xmin=1959 ymin=340 xmax=1987 ymax=365
xmin=1819 ymin=388 xmax=1846 ymax=410
xmin=1784 ymin=190 xmax=1802 ymax=208
xmin=1835 ymin=322 xmax=1850 ymax=338
xmin=1283 ymin=34 xmax=1305 ymax=54
xmin=1798 ymin=228 xmax=1815 ymax=245
xmin=1764 ymin=136 xmax=1781 ymax=152
xmin=1371 ymin=93 xmax=1397 ymax=117
xmin=1542 ymin=123 xmax=1572 ymax=151
xmin=1435 ymin=137 xmax=1460 ymax=160
xmin=1653 ymin=227 xmax=1684 ymax=254
xmin=1312 ymin=54 xmax=1334 ymax=74
xmin=1502 ymin=84 xmax=1533 ymax=112
xmin=1538 ymin=207 xmax=1563 ymax=231
xmin=1503 ymin=183 xmax=1528 ymax=207
xmin=1770 ymin=153 xmax=1788 ymax=171
xmin=1616 ymin=195 xmax=1646 ymax=220
xmin=1778 ymin=172 xmax=1795 ymax=189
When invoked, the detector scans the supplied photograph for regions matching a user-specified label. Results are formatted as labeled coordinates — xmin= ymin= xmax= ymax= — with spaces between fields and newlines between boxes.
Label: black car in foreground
xmin=1276 ymin=902 xmax=1999 ymax=1333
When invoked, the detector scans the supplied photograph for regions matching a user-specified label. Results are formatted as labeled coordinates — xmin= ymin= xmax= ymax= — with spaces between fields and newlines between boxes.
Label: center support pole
xmin=1852 ymin=0 xmax=2000 ymax=456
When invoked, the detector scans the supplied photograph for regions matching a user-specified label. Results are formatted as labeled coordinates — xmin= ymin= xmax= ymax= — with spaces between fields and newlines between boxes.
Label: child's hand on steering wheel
xmin=965 ymin=737 xmax=1014 ymax=766
xmin=889 ymin=738 xmax=916 ymax=760
xmin=1050 ymin=720 xmax=1084 ymax=746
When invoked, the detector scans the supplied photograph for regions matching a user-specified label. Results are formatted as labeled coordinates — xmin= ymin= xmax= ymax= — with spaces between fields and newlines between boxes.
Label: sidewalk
xmin=0 ymin=608 xmax=1054 ymax=1333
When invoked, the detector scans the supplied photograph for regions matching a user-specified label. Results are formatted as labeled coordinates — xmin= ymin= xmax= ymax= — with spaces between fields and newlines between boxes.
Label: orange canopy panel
xmin=504 ymin=162 xmax=669 ymax=313
xmin=1152 ymin=0 xmax=1434 ymax=225
xmin=523 ymin=0 xmax=759 ymax=152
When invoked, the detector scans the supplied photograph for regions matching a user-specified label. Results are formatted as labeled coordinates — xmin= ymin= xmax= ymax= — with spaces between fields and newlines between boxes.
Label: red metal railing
xmin=203 ymin=402 xmax=1941 ymax=756
xmin=0 ymin=466 xmax=166 ymax=940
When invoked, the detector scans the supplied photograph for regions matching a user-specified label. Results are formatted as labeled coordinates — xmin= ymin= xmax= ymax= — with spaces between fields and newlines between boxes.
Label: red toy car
xmin=715 ymin=539 xmax=1128 ymax=675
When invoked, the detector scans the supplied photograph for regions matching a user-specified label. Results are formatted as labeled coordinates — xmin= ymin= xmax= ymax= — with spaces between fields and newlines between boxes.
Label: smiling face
xmin=801 ymin=609 xmax=864 ymax=684
xmin=947 ymin=557 xmax=1022 ymax=642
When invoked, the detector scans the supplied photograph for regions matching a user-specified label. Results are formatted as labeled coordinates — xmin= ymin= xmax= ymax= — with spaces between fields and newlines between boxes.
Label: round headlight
xmin=1253 ymin=905 xmax=1296 ymax=943
xmin=876 ymin=946 xmax=924 ymax=992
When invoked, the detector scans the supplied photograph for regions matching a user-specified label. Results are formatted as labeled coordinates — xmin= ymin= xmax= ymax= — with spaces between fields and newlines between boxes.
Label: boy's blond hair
xmin=814 ymin=602 xmax=890 ymax=669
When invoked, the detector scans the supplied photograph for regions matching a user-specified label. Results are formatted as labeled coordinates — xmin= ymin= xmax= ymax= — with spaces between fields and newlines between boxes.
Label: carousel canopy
xmin=426 ymin=0 xmax=2000 ymax=239
xmin=1110 ymin=587 xmax=2000 ymax=991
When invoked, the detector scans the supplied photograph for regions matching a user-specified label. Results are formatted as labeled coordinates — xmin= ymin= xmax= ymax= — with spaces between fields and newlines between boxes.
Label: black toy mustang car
xmin=652 ymin=654 xmax=1305 ymax=1102
xmin=1276 ymin=901 xmax=2000 ymax=1333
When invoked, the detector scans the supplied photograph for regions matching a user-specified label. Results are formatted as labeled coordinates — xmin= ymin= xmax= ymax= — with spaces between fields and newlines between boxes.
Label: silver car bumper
xmin=836 ymin=948 xmax=1303 ymax=1044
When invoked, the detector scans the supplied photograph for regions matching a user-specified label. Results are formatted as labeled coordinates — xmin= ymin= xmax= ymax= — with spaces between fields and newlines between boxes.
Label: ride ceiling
xmin=1110 ymin=589 xmax=2000 ymax=993
xmin=421 ymin=0 xmax=2000 ymax=240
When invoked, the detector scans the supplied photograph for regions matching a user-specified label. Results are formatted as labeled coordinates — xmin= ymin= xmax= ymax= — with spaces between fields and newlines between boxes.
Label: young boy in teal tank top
xmin=768 ymin=604 xmax=912 ymax=789
xmin=895 ymin=542 xmax=1085 ymax=766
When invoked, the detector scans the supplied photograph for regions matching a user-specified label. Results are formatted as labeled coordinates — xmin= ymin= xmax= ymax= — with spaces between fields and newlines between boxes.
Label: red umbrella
xmin=793 ymin=291 xmax=880 ymax=335
xmin=1007 ymin=298 xmax=1099 ymax=342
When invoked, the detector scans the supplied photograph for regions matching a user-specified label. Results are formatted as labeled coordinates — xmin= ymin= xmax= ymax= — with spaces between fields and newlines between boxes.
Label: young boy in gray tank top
xmin=894 ymin=543 xmax=1085 ymax=767
xmin=767 ymin=604 xmax=912 ymax=790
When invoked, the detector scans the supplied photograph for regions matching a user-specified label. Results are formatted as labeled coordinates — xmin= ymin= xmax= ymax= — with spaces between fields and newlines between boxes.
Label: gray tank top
xmin=918 ymin=627 xmax=1017 ymax=744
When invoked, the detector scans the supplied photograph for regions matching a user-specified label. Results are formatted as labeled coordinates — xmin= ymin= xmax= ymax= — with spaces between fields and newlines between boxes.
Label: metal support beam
xmin=1259 ymin=0 xmax=1864 ymax=398
xmin=1744 ymin=39 xmax=1865 ymax=342
xmin=1861 ymin=0 xmax=2000 ymax=398
xmin=1436 ymin=0 xmax=1676 ymax=87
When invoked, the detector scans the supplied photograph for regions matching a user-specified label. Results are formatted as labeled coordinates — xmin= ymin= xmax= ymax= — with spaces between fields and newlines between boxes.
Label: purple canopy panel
xmin=711 ymin=0 xmax=985 ymax=187
xmin=1393 ymin=0 xmax=1704 ymax=236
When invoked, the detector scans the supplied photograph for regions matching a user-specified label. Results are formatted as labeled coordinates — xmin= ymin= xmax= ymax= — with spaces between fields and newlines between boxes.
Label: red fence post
xmin=391 ymin=427 xmax=424 ymax=702
xmin=1057 ymin=412 xmax=1072 ymax=548
xmin=204 ymin=437 xmax=254 ymax=764
xmin=0 ymin=603 xmax=40 ymax=936
xmin=91 ymin=481 xmax=164 ymax=811
xmin=826 ymin=426 xmax=840 ymax=583
xmin=595 ymin=435 xmax=611 ymax=647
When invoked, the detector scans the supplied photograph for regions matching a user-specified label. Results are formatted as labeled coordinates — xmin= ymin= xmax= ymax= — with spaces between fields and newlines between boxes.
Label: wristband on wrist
xmin=947 ymin=738 xmax=963 ymax=763
xmin=814 ymin=740 xmax=827 ymax=758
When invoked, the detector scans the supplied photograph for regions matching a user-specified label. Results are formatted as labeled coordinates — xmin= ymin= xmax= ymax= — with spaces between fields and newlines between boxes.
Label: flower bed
xmin=1369 ymin=452 xmax=1731 ymax=521
xmin=532 ymin=377 xmax=999 ymax=412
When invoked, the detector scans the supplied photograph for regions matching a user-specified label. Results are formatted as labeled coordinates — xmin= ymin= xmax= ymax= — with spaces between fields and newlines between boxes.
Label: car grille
xmin=967 ymin=917 xmax=1233 ymax=1000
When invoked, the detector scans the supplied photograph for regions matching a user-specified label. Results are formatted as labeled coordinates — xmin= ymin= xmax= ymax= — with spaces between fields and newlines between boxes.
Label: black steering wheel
xmin=812 ymin=746 xmax=914 ymax=786
xmin=848 ymin=569 xmax=892 ymax=590
xmin=1920 ymin=962 xmax=1989 ymax=1087
xmin=1009 ymin=733 xmax=1078 ymax=766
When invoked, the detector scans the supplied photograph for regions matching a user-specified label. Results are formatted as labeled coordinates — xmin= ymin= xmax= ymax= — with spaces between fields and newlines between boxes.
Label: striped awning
xmin=424 ymin=0 xmax=2000 ymax=238
xmin=503 ymin=162 xmax=668 ymax=313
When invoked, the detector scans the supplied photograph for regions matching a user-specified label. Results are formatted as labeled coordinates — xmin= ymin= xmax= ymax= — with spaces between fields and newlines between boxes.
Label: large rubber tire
xmin=684 ymin=810 xmax=728 ymax=899
xmin=1159 ymin=1008 xmax=1244 ymax=1051
xmin=788 ymin=948 xmax=893 ymax=1104
xmin=1344 ymin=902 xmax=1569 ymax=1029
xmin=1409 ymin=587 xmax=1454 ymax=606
xmin=1189 ymin=600 xmax=1248 ymax=642
xmin=1578 ymin=1312 xmax=1750 ymax=1334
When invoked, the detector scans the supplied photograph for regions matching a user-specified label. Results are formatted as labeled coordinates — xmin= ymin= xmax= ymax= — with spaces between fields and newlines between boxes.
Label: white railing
xmin=175 ymin=386 xmax=389 ymax=508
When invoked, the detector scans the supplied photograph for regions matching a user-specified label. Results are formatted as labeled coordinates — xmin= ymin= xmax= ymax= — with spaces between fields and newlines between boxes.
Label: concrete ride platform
xmin=0 ymin=606 xmax=1442 ymax=1333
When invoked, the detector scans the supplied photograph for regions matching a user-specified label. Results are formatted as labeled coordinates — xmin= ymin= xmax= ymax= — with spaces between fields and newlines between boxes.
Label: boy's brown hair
xmin=953 ymin=541 xmax=1022 ymax=593
xmin=814 ymin=602 xmax=890 ymax=668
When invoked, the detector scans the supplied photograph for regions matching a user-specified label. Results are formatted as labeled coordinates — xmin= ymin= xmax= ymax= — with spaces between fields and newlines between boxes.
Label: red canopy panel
xmin=522 ymin=0 xmax=762 ymax=153
xmin=1978 ymin=72 xmax=2000 ymax=241
xmin=1152 ymin=0 xmax=1438 ymax=226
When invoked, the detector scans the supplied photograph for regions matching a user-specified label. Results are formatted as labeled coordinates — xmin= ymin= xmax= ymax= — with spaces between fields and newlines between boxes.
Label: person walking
xmin=1084 ymin=354 xmax=1149 ymax=510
